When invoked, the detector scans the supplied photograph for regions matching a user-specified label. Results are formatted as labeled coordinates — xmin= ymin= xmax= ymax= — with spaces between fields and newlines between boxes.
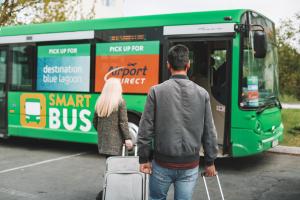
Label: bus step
xmin=200 ymin=147 xmax=228 ymax=158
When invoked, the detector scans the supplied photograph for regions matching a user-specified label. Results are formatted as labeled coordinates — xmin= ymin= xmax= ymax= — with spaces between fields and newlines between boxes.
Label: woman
xmin=93 ymin=78 xmax=133 ymax=156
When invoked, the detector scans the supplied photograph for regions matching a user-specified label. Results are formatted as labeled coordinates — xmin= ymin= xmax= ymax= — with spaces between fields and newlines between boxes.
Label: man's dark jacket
xmin=137 ymin=75 xmax=218 ymax=166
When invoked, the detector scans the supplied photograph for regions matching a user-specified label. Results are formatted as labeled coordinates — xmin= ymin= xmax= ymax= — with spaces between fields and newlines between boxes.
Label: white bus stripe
xmin=0 ymin=152 xmax=88 ymax=174
xmin=0 ymin=31 xmax=94 ymax=44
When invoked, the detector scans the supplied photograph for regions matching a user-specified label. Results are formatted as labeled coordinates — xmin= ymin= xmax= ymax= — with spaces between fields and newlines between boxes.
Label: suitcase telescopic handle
xmin=201 ymin=172 xmax=225 ymax=200
xmin=122 ymin=144 xmax=138 ymax=156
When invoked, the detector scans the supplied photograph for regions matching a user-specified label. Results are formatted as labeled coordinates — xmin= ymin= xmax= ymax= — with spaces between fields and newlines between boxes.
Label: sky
xmin=123 ymin=0 xmax=300 ymax=26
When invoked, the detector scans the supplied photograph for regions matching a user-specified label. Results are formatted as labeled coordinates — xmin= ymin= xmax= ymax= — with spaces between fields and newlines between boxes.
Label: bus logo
xmin=20 ymin=94 xmax=46 ymax=128
xmin=25 ymin=99 xmax=41 ymax=123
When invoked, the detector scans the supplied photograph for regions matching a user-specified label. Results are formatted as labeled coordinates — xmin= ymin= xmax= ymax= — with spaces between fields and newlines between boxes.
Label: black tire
xmin=127 ymin=112 xmax=140 ymax=145
xmin=96 ymin=190 xmax=103 ymax=200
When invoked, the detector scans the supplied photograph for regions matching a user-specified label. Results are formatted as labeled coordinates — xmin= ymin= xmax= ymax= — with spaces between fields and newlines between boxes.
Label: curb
xmin=281 ymin=103 xmax=300 ymax=109
xmin=268 ymin=145 xmax=300 ymax=155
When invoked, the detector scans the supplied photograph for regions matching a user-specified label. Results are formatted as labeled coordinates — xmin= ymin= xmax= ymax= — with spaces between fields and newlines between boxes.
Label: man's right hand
xmin=204 ymin=164 xmax=217 ymax=177
xmin=140 ymin=162 xmax=152 ymax=174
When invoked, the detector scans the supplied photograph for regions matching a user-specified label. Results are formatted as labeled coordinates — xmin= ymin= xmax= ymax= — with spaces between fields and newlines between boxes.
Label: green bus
xmin=0 ymin=9 xmax=283 ymax=157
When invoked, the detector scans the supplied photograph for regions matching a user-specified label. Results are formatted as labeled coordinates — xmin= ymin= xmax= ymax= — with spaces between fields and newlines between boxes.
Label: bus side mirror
xmin=253 ymin=31 xmax=267 ymax=58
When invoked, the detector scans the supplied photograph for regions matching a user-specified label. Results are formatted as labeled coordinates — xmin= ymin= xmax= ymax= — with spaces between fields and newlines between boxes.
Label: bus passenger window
xmin=0 ymin=50 xmax=6 ymax=93
xmin=11 ymin=46 xmax=34 ymax=91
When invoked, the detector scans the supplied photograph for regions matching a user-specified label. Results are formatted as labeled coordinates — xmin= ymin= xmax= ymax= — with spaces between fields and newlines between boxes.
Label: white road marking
xmin=0 ymin=152 xmax=87 ymax=174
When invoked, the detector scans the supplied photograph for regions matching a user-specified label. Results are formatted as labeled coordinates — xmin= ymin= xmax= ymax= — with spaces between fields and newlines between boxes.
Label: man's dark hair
xmin=167 ymin=44 xmax=189 ymax=70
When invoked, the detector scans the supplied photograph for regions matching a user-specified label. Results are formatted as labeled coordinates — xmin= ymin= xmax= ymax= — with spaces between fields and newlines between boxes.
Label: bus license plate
xmin=272 ymin=139 xmax=279 ymax=147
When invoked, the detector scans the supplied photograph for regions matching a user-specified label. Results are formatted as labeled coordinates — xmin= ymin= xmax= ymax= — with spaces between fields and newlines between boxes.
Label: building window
xmin=101 ymin=0 xmax=115 ymax=6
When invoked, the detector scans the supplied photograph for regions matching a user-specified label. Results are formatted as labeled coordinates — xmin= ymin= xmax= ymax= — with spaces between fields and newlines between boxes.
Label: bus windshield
xmin=240 ymin=12 xmax=279 ymax=108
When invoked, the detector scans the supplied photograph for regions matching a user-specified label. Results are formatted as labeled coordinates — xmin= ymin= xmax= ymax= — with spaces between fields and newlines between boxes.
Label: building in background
xmin=95 ymin=0 xmax=124 ymax=18
xmin=70 ymin=0 xmax=124 ymax=20
xmin=91 ymin=0 xmax=125 ymax=18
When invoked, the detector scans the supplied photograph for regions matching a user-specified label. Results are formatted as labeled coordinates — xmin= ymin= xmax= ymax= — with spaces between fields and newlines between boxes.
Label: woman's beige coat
xmin=93 ymin=100 xmax=131 ymax=156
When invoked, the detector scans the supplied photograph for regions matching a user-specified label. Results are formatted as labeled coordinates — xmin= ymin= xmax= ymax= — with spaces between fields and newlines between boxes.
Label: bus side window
xmin=11 ymin=46 xmax=34 ymax=91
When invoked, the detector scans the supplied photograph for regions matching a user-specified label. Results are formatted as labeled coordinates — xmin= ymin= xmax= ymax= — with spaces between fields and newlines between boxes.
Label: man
xmin=137 ymin=44 xmax=218 ymax=200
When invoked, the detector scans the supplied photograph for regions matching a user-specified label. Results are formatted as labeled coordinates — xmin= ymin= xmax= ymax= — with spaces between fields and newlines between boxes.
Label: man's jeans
xmin=149 ymin=160 xmax=199 ymax=200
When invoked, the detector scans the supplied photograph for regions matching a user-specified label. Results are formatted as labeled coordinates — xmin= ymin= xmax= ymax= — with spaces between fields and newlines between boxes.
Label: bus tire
xmin=127 ymin=112 xmax=140 ymax=145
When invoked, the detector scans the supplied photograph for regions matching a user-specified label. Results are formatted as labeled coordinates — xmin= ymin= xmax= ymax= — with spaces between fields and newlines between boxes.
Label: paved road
xmin=0 ymin=138 xmax=299 ymax=200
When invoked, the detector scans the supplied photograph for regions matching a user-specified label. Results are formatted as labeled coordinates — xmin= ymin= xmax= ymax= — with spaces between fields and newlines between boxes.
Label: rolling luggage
xmin=102 ymin=145 xmax=149 ymax=200
xmin=201 ymin=172 xmax=225 ymax=200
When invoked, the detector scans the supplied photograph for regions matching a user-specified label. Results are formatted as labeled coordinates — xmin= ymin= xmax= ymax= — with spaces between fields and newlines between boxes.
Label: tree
xmin=0 ymin=0 xmax=96 ymax=26
xmin=277 ymin=13 xmax=300 ymax=51
xmin=0 ymin=0 xmax=38 ymax=26
xmin=277 ymin=12 xmax=300 ymax=99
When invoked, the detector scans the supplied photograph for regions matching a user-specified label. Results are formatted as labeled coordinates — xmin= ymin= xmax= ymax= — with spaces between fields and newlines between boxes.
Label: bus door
xmin=0 ymin=47 xmax=8 ymax=137
xmin=164 ymin=38 xmax=232 ymax=156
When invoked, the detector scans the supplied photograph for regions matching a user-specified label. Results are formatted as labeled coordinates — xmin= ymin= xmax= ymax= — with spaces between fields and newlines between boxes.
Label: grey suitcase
xmin=102 ymin=145 xmax=149 ymax=200
xmin=201 ymin=172 xmax=225 ymax=200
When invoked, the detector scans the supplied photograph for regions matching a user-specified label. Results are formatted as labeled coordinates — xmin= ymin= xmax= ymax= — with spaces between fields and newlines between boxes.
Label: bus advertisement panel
xmin=37 ymin=44 xmax=91 ymax=92
xmin=8 ymin=91 xmax=147 ymax=143
xmin=19 ymin=92 xmax=94 ymax=132
xmin=95 ymin=41 xmax=159 ymax=93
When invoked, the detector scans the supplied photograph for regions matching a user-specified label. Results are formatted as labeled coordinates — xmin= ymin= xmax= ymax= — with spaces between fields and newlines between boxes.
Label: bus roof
xmin=0 ymin=9 xmax=252 ymax=37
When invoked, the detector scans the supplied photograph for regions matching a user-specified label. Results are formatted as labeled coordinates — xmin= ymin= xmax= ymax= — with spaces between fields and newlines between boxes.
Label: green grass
xmin=279 ymin=94 xmax=300 ymax=103
xmin=281 ymin=109 xmax=300 ymax=147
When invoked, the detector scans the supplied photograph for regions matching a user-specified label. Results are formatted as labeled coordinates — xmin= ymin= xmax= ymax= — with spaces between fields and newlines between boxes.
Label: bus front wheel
xmin=127 ymin=112 xmax=140 ymax=145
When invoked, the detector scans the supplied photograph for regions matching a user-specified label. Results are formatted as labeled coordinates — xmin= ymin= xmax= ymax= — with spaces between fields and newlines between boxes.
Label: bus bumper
xmin=231 ymin=123 xmax=284 ymax=157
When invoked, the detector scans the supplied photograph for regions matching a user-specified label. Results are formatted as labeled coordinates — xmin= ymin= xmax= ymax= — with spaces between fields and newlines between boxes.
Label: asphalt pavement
xmin=0 ymin=137 xmax=299 ymax=200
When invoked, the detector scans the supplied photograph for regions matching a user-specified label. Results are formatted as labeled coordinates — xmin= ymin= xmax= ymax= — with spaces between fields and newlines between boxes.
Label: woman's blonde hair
xmin=95 ymin=78 xmax=123 ymax=117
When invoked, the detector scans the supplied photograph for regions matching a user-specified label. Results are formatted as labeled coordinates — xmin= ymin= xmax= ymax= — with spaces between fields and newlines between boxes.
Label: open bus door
xmin=163 ymin=37 xmax=232 ymax=156
xmin=0 ymin=47 xmax=8 ymax=137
